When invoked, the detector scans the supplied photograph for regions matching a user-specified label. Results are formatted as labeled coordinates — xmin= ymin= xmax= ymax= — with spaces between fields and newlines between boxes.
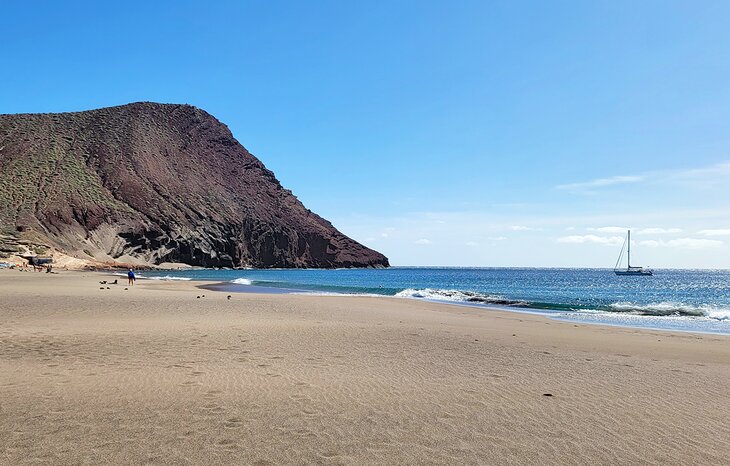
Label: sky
xmin=2 ymin=1 xmax=730 ymax=268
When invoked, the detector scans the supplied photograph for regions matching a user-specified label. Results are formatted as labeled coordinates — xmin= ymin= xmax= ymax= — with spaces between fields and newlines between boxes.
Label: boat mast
xmin=627 ymin=229 xmax=631 ymax=268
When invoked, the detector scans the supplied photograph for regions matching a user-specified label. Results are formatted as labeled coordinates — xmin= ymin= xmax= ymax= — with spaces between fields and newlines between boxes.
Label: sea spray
xmin=230 ymin=278 xmax=254 ymax=285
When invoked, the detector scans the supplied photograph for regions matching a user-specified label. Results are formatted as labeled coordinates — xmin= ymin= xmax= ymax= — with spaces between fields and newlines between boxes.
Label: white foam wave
xmin=609 ymin=301 xmax=730 ymax=320
xmin=111 ymin=272 xmax=191 ymax=281
xmin=395 ymin=288 xmax=525 ymax=306
xmin=707 ymin=309 xmax=730 ymax=321
xmin=231 ymin=278 xmax=253 ymax=285
xmin=147 ymin=275 xmax=192 ymax=281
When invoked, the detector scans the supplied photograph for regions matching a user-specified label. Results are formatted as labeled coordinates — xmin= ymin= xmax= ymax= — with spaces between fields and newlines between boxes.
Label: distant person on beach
xmin=127 ymin=269 xmax=136 ymax=286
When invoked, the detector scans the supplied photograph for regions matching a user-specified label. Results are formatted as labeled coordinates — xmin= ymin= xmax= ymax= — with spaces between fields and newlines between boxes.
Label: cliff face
xmin=0 ymin=102 xmax=388 ymax=268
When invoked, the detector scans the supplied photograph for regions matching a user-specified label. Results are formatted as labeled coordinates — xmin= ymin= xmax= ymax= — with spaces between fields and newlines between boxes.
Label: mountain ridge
xmin=0 ymin=102 xmax=388 ymax=268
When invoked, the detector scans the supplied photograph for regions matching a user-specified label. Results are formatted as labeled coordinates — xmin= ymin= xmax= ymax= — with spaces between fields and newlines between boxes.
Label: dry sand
xmin=1 ymin=270 xmax=728 ymax=465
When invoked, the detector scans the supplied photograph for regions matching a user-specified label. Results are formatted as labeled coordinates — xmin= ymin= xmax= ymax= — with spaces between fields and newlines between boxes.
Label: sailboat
xmin=614 ymin=230 xmax=653 ymax=276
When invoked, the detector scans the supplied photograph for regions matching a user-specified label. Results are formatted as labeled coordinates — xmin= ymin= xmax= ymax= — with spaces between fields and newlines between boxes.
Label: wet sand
xmin=1 ymin=270 xmax=728 ymax=464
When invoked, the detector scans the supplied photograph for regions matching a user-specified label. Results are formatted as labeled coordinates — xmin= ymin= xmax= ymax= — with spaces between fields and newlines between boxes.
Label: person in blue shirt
xmin=127 ymin=268 xmax=136 ymax=286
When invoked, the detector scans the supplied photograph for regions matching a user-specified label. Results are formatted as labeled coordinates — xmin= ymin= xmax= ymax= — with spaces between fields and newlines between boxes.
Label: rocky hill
xmin=0 ymin=102 xmax=388 ymax=268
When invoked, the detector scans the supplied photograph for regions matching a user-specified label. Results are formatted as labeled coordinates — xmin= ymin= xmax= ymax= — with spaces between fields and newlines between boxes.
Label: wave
xmin=230 ymin=278 xmax=253 ymax=285
xmin=146 ymin=275 xmax=192 ymax=281
xmin=608 ymin=301 xmax=730 ymax=320
xmin=111 ymin=273 xmax=192 ymax=281
xmin=395 ymin=288 xmax=529 ymax=307
xmin=394 ymin=288 xmax=730 ymax=321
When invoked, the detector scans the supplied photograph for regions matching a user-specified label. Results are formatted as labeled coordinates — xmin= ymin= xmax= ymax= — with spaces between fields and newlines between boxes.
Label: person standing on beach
xmin=127 ymin=268 xmax=136 ymax=286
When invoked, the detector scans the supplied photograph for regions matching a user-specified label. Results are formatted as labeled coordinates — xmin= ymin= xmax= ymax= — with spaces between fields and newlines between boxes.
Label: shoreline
xmin=125 ymin=267 xmax=730 ymax=335
xmin=180 ymin=276 xmax=730 ymax=336
xmin=3 ymin=269 xmax=729 ymax=463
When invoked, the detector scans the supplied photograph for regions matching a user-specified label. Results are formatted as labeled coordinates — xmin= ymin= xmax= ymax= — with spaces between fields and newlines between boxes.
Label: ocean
xmin=139 ymin=267 xmax=730 ymax=335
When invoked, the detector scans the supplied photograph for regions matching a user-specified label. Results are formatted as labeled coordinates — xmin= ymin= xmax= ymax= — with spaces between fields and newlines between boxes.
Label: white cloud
xmin=556 ymin=161 xmax=730 ymax=192
xmin=666 ymin=162 xmax=730 ymax=182
xmin=381 ymin=227 xmax=396 ymax=238
xmin=465 ymin=241 xmax=479 ymax=247
xmin=587 ymin=226 xmax=681 ymax=235
xmin=697 ymin=229 xmax=730 ymax=236
xmin=510 ymin=225 xmax=542 ymax=231
xmin=639 ymin=238 xmax=723 ymax=249
xmin=587 ymin=226 xmax=627 ymax=234
xmin=556 ymin=175 xmax=644 ymax=191
xmin=635 ymin=228 xmax=682 ymax=235
xmin=556 ymin=235 xmax=623 ymax=245
xmin=415 ymin=238 xmax=432 ymax=245
xmin=486 ymin=236 xmax=507 ymax=241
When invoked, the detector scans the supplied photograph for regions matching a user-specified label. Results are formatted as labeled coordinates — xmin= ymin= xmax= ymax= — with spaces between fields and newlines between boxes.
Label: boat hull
xmin=614 ymin=270 xmax=653 ymax=276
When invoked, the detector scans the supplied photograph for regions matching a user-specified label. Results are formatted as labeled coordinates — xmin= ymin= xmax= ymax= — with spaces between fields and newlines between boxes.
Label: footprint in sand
xmin=216 ymin=438 xmax=237 ymax=450
xmin=224 ymin=417 xmax=243 ymax=428
xmin=292 ymin=428 xmax=316 ymax=438
xmin=202 ymin=405 xmax=225 ymax=414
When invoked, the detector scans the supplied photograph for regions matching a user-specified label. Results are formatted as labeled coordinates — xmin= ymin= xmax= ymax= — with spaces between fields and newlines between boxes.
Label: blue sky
xmin=3 ymin=1 xmax=730 ymax=267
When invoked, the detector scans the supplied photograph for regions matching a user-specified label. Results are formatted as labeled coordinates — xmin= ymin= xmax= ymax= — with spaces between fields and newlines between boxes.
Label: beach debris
xmin=196 ymin=296 xmax=200 ymax=299
xmin=542 ymin=393 xmax=553 ymax=397
xmin=124 ymin=288 xmax=128 ymax=290
xmin=99 ymin=287 xmax=104 ymax=290
xmin=227 ymin=295 xmax=231 ymax=300
xmin=106 ymin=287 xmax=110 ymax=289
xmin=99 ymin=280 xmax=107 ymax=284
xmin=202 ymin=295 xmax=205 ymax=298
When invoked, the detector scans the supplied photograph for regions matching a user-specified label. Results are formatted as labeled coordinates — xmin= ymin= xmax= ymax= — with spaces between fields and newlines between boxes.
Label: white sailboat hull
xmin=614 ymin=269 xmax=653 ymax=276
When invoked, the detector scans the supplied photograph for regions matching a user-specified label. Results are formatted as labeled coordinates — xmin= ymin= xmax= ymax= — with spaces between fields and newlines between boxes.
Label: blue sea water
xmin=140 ymin=267 xmax=730 ymax=335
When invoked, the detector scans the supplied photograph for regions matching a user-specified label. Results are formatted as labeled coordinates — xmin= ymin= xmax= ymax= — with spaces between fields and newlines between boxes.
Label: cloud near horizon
xmin=338 ymin=207 xmax=730 ymax=267
xmin=697 ymin=229 xmax=730 ymax=236
xmin=587 ymin=226 xmax=627 ymax=234
xmin=587 ymin=226 xmax=682 ymax=235
xmin=556 ymin=235 xmax=624 ymax=245
xmin=639 ymin=238 xmax=723 ymax=249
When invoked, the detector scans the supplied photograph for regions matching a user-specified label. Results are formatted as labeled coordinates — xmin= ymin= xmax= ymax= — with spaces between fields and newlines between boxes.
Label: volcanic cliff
xmin=0 ymin=102 xmax=388 ymax=268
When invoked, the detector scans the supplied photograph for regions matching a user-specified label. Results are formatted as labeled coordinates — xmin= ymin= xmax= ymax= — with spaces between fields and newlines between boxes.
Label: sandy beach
xmin=1 ymin=270 xmax=728 ymax=465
